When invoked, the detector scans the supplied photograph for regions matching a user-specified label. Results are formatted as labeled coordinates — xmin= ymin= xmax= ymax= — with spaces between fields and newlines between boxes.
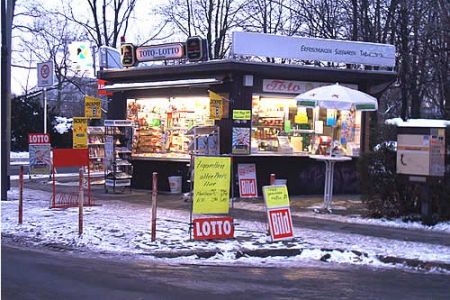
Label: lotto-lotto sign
xmin=84 ymin=96 xmax=102 ymax=119
xmin=193 ymin=217 xmax=234 ymax=240
xmin=97 ymin=79 xmax=113 ymax=96
xmin=72 ymin=117 xmax=88 ymax=149
xmin=28 ymin=133 xmax=50 ymax=144
xmin=193 ymin=156 xmax=231 ymax=214
xmin=237 ymin=164 xmax=258 ymax=198
xmin=267 ymin=208 xmax=294 ymax=241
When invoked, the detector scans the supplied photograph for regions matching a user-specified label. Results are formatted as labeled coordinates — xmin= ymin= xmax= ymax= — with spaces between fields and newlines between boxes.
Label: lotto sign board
xmin=193 ymin=217 xmax=234 ymax=240
xmin=37 ymin=61 xmax=54 ymax=87
xmin=97 ymin=79 xmax=113 ymax=96
xmin=72 ymin=117 xmax=88 ymax=149
xmin=193 ymin=156 xmax=231 ymax=214
xmin=267 ymin=208 xmax=294 ymax=241
xmin=28 ymin=133 xmax=51 ymax=175
xmin=262 ymin=185 xmax=294 ymax=241
xmin=84 ymin=96 xmax=102 ymax=119
xmin=237 ymin=164 xmax=258 ymax=198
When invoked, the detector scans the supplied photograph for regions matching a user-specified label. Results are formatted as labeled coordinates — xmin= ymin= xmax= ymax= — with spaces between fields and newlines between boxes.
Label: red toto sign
xmin=28 ymin=133 xmax=50 ymax=144
xmin=268 ymin=208 xmax=294 ymax=241
xmin=193 ymin=217 xmax=234 ymax=240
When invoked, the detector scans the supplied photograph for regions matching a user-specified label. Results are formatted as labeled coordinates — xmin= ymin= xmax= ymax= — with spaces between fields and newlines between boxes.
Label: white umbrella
xmin=295 ymin=83 xmax=378 ymax=111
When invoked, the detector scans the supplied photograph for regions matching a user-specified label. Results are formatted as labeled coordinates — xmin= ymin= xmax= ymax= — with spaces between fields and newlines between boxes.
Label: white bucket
xmin=273 ymin=179 xmax=287 ymax=186
xmin=168 ymin=176 xmax=182 ymax=193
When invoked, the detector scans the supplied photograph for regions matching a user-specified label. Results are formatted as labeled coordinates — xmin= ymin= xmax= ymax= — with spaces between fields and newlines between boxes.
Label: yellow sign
xmin=209 ymin=91 xmax=223 ymax=120
xmin=193 ymin=156 xmax=231 ymax=214
xmin=73 ymin=117 xmax=88 ymax=149
xmin=263 ymin=185 xmax=290 ymax=209
xmin=84 ymin=96 xmax=102 ymax=119
xmin=232 ymin=110 xmax=251 ymax=120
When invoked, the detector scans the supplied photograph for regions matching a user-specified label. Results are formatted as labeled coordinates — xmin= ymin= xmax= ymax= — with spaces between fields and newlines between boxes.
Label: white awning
xmin=104 ymin=78 xmax=222 ymax=91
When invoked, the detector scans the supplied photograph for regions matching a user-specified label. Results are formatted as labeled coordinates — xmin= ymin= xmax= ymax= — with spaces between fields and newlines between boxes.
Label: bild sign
xmin=136 ymin=43 xmax=184 ymax=62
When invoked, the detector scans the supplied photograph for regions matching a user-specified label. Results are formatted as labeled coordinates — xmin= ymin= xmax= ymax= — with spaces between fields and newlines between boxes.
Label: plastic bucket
xmin=273 ymin=179 xmax=287 ymax=186
xmin=168 ymin=176 xmax=182 ymax=193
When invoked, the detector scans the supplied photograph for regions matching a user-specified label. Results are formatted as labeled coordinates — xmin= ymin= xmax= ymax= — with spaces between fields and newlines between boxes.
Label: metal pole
xmin=43 ymin=87 xmax=47 ymax=134
xmin=79 ymin=167 xmax=84 ymax=236
xmin=1 ymin=0 xmax=13 ymax=201
xmin=18 ymin=166 xmax=23 ymax=224
xmin=151 ymin=172 xmax=158 ymax=242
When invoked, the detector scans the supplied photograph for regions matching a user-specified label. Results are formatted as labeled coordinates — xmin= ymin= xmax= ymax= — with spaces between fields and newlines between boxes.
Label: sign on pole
xmin=72 ymin=117 xmax=88 ymax=149
xmin=209 ymin=91 xmax=223 ymax=120
xmin=262 ymin=185 xmax=294 ymax=241
xmin=84 ymin=96 xmax=102 ymax=119
xmin=37 ymin=61 xmax=54 ymax=87
xmin=238 ymin=164 xmax=258 ymax=198
xmin=193 ymin=156 xmax=231 ymax=214
xmin=28 ymin=133 xmax=52 ymax=175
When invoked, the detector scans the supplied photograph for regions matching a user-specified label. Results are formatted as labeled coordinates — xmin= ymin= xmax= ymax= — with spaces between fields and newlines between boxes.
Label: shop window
xmin=251 ymin=96 xmax=361 ymax=156
xmin=127 ymin=97 xmax=214 ymax=159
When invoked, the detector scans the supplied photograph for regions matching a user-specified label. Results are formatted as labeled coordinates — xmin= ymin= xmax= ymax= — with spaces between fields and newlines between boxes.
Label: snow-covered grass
xmin=2 ymin=187 xmax=450 ymax=273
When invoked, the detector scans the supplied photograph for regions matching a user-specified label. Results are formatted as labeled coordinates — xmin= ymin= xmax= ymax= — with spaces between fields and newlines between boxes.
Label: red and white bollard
xmin=18 ymin=166 xmax=24 ymax=224
xmin=151 ymin=172 xmax=158 ymax=242
xmin=270 ymin=173 xmax=276 ymax=185
xmin=78 ymin=167 xmax=84 ymax=236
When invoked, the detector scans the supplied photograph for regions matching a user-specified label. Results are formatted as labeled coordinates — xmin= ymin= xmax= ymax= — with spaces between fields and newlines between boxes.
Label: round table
xmin=309 ymin=155 xmax=352 ymax=211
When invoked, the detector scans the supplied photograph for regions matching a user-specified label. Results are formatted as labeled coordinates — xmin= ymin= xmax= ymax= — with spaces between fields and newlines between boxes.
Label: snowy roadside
xmin=2 ymin=187 xmax=450 ymax=274
xmin=234 ymin=202 xmax=450 ymax=233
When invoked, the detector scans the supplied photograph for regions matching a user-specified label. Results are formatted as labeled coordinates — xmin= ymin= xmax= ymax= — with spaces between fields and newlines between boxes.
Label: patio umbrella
xmin=295 ymin=83 xmax=378 ymax=111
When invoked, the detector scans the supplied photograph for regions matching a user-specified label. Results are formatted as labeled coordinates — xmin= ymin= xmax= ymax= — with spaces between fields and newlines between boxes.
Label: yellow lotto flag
xmin=84 ymin=96 xmax=102 ymax=119
xmin=263 ymin=185 xmax=290 ymax=209
xmin=73 ymin=117 xmax=88 ymax=149
xmin=193 ymin=156 xmax=231 ymax=214
xmin=209 ymin=90 xmax=223 ymax=120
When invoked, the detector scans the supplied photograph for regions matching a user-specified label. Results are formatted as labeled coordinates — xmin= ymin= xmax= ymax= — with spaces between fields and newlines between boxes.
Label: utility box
xmin=397 ymin=127 xmax=447 ymax=178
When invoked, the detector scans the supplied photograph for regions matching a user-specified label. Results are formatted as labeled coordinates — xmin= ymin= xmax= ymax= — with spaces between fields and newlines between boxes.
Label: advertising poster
xmin=73 ymin=117 xmax=88 ymax=149
xmin=262 ymin=185 xmax=294 ymax=241
xmin=28 ymin=133 xmax=52 ymax=175
xmin=232 ymin=127 xmax=250 ymax=155
xmin=193 ymin=217 xmax=234 ymax=240
xmin=193 ymin=156 xmax=231 ymax=214
xmin=237 ymin=164 xmax=258 ymax=198
xmin=84 ymin=96 xmax=102 ymax=119
xmin=209 ymin=91 xmax=223 ymax=120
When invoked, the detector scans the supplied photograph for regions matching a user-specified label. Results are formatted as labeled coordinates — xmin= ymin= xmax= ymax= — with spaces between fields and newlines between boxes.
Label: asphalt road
xmin=2 ymin=244 xmax=449 ymax=300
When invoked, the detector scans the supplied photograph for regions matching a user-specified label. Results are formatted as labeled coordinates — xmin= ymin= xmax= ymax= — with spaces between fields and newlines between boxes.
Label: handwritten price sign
xmin=193 ymin=156 xmax=231 ymax=214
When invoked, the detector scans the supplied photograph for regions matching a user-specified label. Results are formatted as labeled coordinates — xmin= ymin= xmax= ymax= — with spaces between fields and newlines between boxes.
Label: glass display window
xmin=251 ymin=95 xmax=362 ymax=156
xmin=127 ymin=97 xmax=213 ymax=158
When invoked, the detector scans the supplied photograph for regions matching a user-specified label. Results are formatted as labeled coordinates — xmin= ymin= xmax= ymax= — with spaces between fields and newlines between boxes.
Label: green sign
xmin=233 ymin=110 xmax=251 ymax=120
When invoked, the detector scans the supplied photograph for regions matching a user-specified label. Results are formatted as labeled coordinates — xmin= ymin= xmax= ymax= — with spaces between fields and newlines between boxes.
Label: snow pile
xmin=53 ymin=117 xmax=73 ymax=134
xmin=385 ymin=118 xmax=450 ymax=128
xmin=2 ymin=187 xmax=450 ymax=272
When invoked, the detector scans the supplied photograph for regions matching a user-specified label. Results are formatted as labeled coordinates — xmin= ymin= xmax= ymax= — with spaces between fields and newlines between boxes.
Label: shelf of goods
xmin=104 ymin=120 xmax=134 ymax=193
xmin=87 ymin=126 xmax=105 ymax=172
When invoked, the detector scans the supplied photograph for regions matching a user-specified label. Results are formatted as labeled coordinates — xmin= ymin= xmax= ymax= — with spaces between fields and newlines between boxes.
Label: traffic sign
xmin=37 ymin=61 xmax=54 ymax=87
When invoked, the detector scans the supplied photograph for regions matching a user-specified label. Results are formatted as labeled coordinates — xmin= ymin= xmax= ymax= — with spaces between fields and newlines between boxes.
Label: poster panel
xmin=267 ymin=208 xmax=294 ymax=241
xmin=29 ymin=144 xmax=52 ymax=175
xmin=193 ymin=156 xmax=231 ymax=214
xmin=73 ymin=117 xmax=88 ymax=149
xmin=263 ymin=185 xmax=290 ymax=209
xmin=237 ymin=164 xmax=258 ymax=198
xmin=84 ymin=96 xmax=102 ymax=119
xmin=232 ymin=127 xmax=250 ymax=155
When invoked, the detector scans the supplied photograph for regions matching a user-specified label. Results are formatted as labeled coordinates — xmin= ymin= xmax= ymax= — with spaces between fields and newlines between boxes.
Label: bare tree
xmin=59 ymin=0 xmax=138 ymax=48
xmin=160 ymin=0 xmax=245 ymax=59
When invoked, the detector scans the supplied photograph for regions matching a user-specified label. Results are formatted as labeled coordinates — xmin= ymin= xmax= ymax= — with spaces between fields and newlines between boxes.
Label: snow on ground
xmin=234 ymin=201 xmax=450 ymax=233
xmin=2 ymin=187 xmax=450 ymax=273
